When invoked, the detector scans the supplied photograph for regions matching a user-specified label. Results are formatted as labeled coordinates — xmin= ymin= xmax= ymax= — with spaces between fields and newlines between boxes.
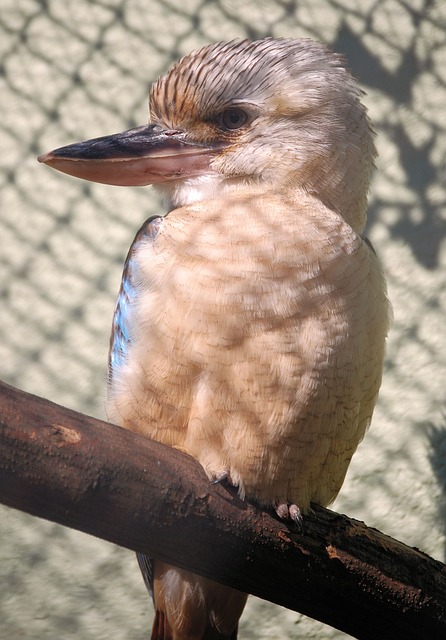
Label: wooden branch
xmin=0 ymin=379 xmax=445 ymax=639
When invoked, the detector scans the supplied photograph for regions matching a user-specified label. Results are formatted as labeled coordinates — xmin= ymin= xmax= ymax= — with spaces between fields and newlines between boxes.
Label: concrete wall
xmin=1 ymin=0 xmax=445 ymax=637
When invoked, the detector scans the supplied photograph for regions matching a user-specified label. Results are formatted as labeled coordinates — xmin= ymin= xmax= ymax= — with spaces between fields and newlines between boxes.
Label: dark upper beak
xmin=38 ymin=124 xmax=222 ymax=186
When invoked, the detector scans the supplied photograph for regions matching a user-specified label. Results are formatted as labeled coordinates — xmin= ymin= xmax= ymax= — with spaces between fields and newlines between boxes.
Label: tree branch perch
xmin=0 ymin=379 xmax=445 ymax=639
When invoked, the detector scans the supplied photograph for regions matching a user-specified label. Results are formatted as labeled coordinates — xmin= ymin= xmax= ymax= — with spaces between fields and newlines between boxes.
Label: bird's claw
xmin=211 ymin=471 xmax=229 ymax=485
xmin=275 ymin=502 xmax=304 ymax=533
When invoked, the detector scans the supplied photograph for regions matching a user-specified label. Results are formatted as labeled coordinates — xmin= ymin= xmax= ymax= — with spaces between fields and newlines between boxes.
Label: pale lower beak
xmin=38 ymin=125 xmax=222 ymax=186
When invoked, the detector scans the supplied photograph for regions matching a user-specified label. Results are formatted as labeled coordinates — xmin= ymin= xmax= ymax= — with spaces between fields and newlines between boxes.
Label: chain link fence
xmin=1 ymin=1 xmax=445 ymax=638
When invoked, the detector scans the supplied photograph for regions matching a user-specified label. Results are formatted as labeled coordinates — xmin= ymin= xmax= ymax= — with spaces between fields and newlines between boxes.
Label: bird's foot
xmin=275 ymin=502 xmax=304 ymax=533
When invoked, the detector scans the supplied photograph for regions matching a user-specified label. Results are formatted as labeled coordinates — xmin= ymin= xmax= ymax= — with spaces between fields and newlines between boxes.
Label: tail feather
xmin=139 ymin=556 xmax=246 ymax=639
xmin=151 ymin=609 xmax=174 ymax=640
xmin=150 ymin=609 xmax=239 ymax=640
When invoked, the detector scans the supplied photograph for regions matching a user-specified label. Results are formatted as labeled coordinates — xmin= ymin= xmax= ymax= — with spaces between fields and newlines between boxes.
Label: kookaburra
xmin=39 ymin=37 xmax=389 ymax=640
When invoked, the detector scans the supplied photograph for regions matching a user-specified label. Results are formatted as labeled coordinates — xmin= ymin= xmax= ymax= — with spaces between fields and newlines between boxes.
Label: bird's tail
xmin=138 ymin=554 xmax=246 ymax=640
xmin=151 ymin=609 xmax=173 ymax=640
xmin=150 ymin=609 xmax=239 ymax=640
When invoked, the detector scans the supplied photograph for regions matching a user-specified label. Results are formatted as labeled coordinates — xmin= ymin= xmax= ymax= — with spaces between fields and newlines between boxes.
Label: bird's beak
xmin=38 ymin=125 xmax=222 ymax=186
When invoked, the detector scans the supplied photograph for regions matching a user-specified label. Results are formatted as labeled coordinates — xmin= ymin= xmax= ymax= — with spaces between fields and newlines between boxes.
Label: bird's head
xmin=39 ymin=38 xmax=375 ymax=233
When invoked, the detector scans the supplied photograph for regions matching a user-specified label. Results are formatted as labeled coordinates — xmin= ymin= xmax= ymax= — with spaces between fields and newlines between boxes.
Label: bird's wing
xmin=109 ymin=216 xmax=163 ymax=610
xmin=136 ymin=552 xmax=155 ymax=599
xmin=110 ymin=217 xmax=164 ymax=622
xmin=108 ymin=215 xmax=164 ymax=382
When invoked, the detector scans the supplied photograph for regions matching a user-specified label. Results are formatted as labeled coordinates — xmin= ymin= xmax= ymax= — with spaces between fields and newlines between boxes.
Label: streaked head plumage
xmin=150 ymin=38 xmax=375 ymax=232
xmin=150 ymin=38 xmax=353 ymax=130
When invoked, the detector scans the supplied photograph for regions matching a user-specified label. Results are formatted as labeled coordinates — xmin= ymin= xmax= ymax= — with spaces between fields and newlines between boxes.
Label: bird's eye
xmin=219 ymin=108 xmax=249 ymax=131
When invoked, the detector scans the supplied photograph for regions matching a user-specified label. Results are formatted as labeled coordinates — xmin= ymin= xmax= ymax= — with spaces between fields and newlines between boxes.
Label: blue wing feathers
xmin=108 ymin=216 xmax=163 ymax=381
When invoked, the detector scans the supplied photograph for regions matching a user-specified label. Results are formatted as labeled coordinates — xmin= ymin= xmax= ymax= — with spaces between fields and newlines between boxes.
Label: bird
xmin=38 ymin=37 xmax=390 ymax=640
